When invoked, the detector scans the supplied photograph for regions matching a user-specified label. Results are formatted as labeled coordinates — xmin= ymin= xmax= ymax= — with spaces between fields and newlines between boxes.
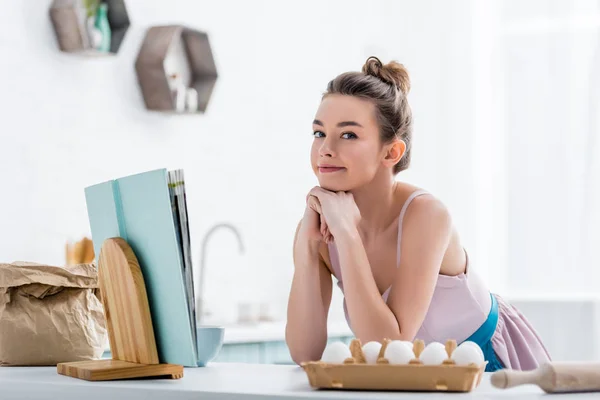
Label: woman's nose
xmin=319 ymin=138 xmax=336 ymax=158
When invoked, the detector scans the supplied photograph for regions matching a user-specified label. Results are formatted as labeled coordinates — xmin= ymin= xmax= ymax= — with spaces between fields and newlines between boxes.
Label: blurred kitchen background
xmin=1 ymin=0 xmax=599 ymax=364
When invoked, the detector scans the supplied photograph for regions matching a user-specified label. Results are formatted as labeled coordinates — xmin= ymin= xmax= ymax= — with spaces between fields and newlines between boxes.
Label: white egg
xmin=419 ymin=342 xmax=448 ymax=365
xmin=459 ymin=341 xmax=484 ymax=360
xmin=362 ymin=341 xmax=383 ymax=364
xmin=384 ymin=340 xmax=415 ymax=364
xmin=399 ymin=340 xmax=414 ymax=350
xmin=321 ymin=341 xmax=352 ymax=364
xmin=451 ymin=342 xmax=485 ymax=366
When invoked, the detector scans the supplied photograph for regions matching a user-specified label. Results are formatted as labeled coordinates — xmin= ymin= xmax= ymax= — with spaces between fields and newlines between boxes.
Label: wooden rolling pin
xmin=491 ymin=362 xmax=600 ymax=393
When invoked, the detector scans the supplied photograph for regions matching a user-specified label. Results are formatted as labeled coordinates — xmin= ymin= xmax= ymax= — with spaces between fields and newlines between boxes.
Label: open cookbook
xmin=84 ymin=168 xmax=199 ymax=367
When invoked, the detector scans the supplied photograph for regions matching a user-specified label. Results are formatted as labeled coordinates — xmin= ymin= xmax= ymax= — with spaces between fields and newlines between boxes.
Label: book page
xmin=168 ymin=170 xmax=198 ymax=356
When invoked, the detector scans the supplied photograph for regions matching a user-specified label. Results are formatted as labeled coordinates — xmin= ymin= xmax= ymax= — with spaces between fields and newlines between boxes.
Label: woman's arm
xmin=285 ymin=222 xmax=333 ymax=365
xmin=335 ymin=196 xmax=452 ymax=343
xmin=386 ymin=196 xmax=453 ymax=340
xmin=334 ymin=226 xmax=398 ymax=343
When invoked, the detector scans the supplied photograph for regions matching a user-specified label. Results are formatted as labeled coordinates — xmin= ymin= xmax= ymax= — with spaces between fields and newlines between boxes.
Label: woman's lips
xmin=318 ymin=166 xmax=346 ymax=173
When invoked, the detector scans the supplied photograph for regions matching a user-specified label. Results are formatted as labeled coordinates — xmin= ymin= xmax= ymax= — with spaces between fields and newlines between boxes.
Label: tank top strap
xmin=396 ymin=189 xmax=431 ymax=267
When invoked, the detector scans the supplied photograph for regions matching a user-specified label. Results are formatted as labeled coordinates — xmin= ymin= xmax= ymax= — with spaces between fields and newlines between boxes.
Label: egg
xmin=321 ymin=341 xmax=352 ymax=364
xmin=362 ymin=341 xmax=383 ymax=364
xmin=399 ymin=340 xmax=414 ymax=350
xmin=383 ymin=340 xmax=415 ymax=364
xmin=459 ymin=341 xmax=484 ymax=360
xmin=451 ymin=342 xmax=485 ymax=366
xmin=418 ymin=342 xmax=448 ymax=365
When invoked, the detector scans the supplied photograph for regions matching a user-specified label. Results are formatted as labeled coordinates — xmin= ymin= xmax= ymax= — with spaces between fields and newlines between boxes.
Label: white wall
xmin=507 ymin=295 xmax=600 ymax=362
xmin=0 ymin=0 xmax=479 ymax=322
xmin=500 ymin=2 xmax=600 ymax=294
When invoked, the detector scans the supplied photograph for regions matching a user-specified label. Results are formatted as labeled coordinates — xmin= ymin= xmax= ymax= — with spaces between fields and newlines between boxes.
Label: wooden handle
xmin=491 ymin=369 xmax=541 ymax=389
xmin=492 ymin=363 xmax=600 ymax=393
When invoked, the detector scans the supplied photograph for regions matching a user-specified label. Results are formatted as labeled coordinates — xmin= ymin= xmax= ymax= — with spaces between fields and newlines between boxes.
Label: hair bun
xmin=362 ymin=56 xmax=410 ymax=96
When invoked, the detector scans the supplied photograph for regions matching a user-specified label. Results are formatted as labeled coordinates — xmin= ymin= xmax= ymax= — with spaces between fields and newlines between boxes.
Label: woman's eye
xmin=313 ymin=131 xmax=325 ymax=138
xmin=341 ymin=132 xmax=358 ymax=139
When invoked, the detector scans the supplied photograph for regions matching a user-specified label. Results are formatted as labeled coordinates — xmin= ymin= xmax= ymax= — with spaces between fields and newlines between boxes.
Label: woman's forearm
xmin=334 ymin=227 xmax=403 ymax=342
xmin=285 ymin=240 xmax=330 ymax=364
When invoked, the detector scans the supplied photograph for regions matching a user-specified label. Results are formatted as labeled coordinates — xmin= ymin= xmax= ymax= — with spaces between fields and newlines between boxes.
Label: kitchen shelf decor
xmin=49 ymin=0 xmax=130 ymax=55
xmin=135 ymin=25 xmax=218 ymax=113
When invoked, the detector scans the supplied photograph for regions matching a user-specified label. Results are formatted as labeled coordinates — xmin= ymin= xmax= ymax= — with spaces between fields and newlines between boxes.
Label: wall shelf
xmin=135 ymin=25 xmax=218 ymax=114
xmin=49 ymin=0 xmax=130 ymax=55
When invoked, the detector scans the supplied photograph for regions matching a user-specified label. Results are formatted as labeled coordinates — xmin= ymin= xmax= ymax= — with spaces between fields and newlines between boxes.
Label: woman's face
xmin=311 ymin=94 xmax=386 ymax=192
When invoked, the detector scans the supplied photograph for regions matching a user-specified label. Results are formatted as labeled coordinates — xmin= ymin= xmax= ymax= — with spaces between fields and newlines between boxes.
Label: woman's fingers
xmin=308 ymin=193 xmax=333 ymax=243
xmin=320 ymin=215 xmax=333 ymax=242
xmin=307 ymin=195 xmax=322 ymax=214
xmin=309 ymin=186 xmax=333 ymax=200
xmin=323 ymin=224 xmax=332 ymax=244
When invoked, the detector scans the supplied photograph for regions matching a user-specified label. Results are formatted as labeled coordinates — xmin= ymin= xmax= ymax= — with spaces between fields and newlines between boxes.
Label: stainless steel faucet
xmin=196 ymin=222 xmax=245 ymax=324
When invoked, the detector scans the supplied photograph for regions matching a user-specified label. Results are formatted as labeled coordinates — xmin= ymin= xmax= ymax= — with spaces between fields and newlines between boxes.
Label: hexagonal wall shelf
xmin=49 ymin=0 xmax=130 ymax=55
xmin=135 ymin=25 xmax=218 ymax=114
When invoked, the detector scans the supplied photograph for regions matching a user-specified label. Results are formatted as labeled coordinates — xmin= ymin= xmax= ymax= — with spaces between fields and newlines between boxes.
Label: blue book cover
xmin=84 ymin=168 xmax=198 ymax=367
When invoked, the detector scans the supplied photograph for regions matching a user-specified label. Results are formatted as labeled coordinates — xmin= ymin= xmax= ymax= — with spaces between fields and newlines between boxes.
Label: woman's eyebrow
xmin=313 ymin=119 xmax=363 ymax=128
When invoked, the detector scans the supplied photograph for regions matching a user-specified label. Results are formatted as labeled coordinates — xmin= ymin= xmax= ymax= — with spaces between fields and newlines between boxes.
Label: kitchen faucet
xmin=197 ymin=222 xmax=245 ymax=324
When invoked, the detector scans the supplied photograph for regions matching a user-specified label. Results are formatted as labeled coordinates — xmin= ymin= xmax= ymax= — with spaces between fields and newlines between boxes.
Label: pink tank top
xmin=327 ymin=190 xmax=492 ymax=344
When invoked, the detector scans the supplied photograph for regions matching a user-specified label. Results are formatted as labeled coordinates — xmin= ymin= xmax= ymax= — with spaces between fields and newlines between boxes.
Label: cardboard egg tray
xmin=301 ymin=338 xmax=487 ymax=392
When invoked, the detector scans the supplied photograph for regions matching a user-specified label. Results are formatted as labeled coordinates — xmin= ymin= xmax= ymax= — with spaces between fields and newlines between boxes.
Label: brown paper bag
xmin=0 ymin=261 xmax=108 ymax=365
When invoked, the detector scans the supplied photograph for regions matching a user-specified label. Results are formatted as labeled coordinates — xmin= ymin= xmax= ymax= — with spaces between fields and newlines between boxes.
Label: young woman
xmin=285 ymin=57 xmax=551 ymax=371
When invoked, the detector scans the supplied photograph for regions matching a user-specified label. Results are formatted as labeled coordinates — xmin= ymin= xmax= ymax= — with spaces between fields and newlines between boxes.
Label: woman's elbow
xmin=286 ymin=336 xmax=324 ymax=365
xmin=290 ymin=349 xmax=322 ymax=365
xmin=285 ymin=329 xmax=326 ymax=365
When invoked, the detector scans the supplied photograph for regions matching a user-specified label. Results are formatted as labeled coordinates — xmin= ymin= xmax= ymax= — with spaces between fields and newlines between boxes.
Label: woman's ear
xmin=383 ymin=139 xmax=406 ymax=167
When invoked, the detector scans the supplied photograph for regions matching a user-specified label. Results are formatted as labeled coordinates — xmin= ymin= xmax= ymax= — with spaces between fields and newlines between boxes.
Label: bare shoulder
xmin=411 ymin=193 xmax=451 ymax=220
xmin=396 ymin=185 xmax=452 ymax=231
xmin=394 ymin=185 xmax=465 ymax=274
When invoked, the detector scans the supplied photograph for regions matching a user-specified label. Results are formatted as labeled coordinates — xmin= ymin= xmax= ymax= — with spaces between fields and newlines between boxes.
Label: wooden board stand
xmin=57 ymin=237 xmax=184 ymax=381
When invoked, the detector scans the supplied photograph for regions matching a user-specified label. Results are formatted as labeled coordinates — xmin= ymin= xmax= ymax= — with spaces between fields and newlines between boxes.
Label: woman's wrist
xmin=332 ymin=224 xmax=360 ymax=245
xmin=295 ymin=236 xmax=322 ymax=263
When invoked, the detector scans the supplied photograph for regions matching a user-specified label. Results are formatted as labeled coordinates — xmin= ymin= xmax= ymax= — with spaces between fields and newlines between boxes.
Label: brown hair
xmin=324 ymin=56 xmax=412 ymax=174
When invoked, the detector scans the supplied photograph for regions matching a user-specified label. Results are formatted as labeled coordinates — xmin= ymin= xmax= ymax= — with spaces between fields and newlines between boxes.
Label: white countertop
xmin=222 ymin=320 xmax=352 ymax=344
xmin=0 ymin=362 xmax=596 ymax=400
